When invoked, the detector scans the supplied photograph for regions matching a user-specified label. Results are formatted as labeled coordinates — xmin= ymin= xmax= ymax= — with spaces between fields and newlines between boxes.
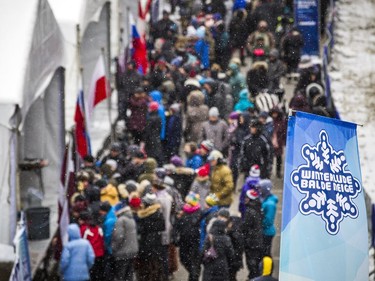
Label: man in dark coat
xmin=144 ymin=102 xmax=163 ymax=166
xmin=242 ymin=189 xmax=264 ymax=280
xmin=127 ymin=87 xmax=148 ymax=144
xmin=117 ymin=61 xmax=142 ymax=120
xmin=240 ymin=119 xmax=272 ymax=179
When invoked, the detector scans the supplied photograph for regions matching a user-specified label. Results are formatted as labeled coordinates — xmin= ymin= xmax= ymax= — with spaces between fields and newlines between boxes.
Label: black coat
xmin=227 ymin=216 xmax=245 ymax=272
xmin=202 ymin=221 xmax=235 ymax=281
xmin=240 ymin=132 xmax=272 ymax=178
xmin=144 ymin=112 xmax=163 ymax=164
xmin=137 ymin=204 xmax=166 ymax=259
xmin=242 ymin=199 xmax=263 ymax=250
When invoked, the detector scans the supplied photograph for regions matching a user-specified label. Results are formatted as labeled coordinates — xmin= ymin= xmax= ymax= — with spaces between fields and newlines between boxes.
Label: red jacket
xmin=80 ymin=224 xmax=105 ymax=257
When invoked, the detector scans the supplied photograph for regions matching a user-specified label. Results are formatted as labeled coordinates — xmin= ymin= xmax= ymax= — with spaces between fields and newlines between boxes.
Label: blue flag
xmin=280 ymin=111 xmax=368 ymax=281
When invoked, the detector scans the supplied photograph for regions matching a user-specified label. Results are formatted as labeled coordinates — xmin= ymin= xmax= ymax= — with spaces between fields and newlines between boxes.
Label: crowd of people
xmin=60 ymin=0 xmax=335 ymax=281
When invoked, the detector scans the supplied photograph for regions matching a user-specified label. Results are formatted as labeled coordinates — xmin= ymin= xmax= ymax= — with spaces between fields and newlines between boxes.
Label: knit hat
xmin=163 ymin=176 xmax=175 ymax=187
xmin=205 ymin=193 xmax=219 ymax=206
xmin=185 ymin=192 xmax=200 ymax=207
xmin=246 ymin=189 xmax=259 ymax=200
xmin=170 ymin=155 xmax=183 ymax=167
xmin=170 ymin=103 xmax=180 ymax=113
xmin=207 ymin=150 xmax=223 ymax=161
xmin=110 ymin=142 xmax=122 ymax=152
xmin=257 ymin=179 xmax=273 ymax=198
xmin=128 ymin=192 xmax=142 ymax=208
xmin=196 ymin=165 xmax=210 ymax=178
xmin=142 ymin=193 xmax=157 ymax=206
xmin=208 ymin=107 xmax=219 ymax=118
xmin=200 ymin=140 xmax=214 ymax=152
xmin=229 ymin=111 xmax=240 ymax=120
xmin=259 ymin=111 xmax=269 ymax=119
xmin=149 ymin=101 xmax=159 ymax=112
xmin=249 ymin=164 xmax=261 ymax=178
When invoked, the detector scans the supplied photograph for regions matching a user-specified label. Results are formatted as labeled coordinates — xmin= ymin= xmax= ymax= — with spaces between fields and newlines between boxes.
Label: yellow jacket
xmin=210 ymin=164 xmax=234 ymax=206
xmin=100 ymin=184 xmax=119 ymax=206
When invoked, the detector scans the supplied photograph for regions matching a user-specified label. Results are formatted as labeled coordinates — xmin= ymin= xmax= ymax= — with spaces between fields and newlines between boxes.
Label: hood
xmin=252 ymin=61 xmax=268 ymax=71
xmin=258 ymin=179 xmax=273 ymax=198
xmin=144 ymin=158 xmax=157 ymax=173
xmin=150 ymin=90 xmax=163 ymax=104
xmin=68 ymin=224 xmax=81 ymax=241
xmin=209 ymin=219 xmax=227 ymax=235
xmin=245 ymin=176 xmax=260 ymax=189
xmin=228 ymin=62 xmax=239 ymax=75
xmin=239 ymin=89 xmax=249 ymax=100
xmin=187 ymin=90 xmax=205 ymax=106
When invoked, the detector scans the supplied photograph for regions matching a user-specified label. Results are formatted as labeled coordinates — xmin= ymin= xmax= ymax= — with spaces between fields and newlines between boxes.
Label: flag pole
xmin=101 ymin=47 xmax=115 ymax=144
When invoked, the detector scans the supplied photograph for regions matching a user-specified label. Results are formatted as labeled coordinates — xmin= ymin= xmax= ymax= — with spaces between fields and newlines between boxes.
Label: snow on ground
xmin=329 ymin=0 xmax=375 ymax=201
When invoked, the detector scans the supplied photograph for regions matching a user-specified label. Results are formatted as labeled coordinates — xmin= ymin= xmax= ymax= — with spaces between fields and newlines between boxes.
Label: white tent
xmin=0 ymin=0 xmax=64 ymax=246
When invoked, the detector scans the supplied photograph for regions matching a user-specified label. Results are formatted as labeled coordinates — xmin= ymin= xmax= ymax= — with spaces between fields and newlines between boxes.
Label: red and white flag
xmin=87 ymin=54 xmax=109 ymax=119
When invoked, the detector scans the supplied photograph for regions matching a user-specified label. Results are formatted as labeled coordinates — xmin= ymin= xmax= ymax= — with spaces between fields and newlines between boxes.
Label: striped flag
xmin=74 ymin=75 xmax=91 ymax=158
xmin=130 ymin=13 xmax=148 ymax=74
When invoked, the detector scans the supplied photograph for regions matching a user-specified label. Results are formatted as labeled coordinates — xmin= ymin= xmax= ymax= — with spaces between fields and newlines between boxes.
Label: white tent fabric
xmin=0 ymin=0 xmax=64 ymax=245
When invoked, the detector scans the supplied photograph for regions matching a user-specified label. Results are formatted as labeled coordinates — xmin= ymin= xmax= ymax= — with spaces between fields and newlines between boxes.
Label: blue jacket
xmin=186 ymin=154 xmax=203 ymax=170
xmin=199 ymin=205 xmax=220 ymax=250
xmin=195 ymin=39 xmax=210 ymax=69
xmin=234 ymin=89 xmax=254 ymax=112
xmin=60 ymin=224 xmax=95 ymax=281
xmin=262 ymin=194 xmax=278 ymax=236
xmin=103 ymin=208 xmax=117 ymax=254
xmin=150 ymin=90 xmax=166 ymax=140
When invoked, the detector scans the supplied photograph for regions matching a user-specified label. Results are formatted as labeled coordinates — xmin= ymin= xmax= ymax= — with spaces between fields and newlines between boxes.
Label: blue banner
xmin=294 ymin=0 xmax=320 ymax=56
xmin=280 ymin=111 xmax=368 ymax=281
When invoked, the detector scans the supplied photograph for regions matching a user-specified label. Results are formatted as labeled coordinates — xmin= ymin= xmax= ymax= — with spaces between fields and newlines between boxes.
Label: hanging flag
xmin=74 ymin=76 xmax=91 ymax=158
xmin=55 ymin=138 xmax=76 ymax=259
xmin=279 ymin=111 xmax=368 ymax=281
xmin=130 ymin=13 xmax=148 ymax=74
xmin=87 ymin=54 xmax=108 ymax=113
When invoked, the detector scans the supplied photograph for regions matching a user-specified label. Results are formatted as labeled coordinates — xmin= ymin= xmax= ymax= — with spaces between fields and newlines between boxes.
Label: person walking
xmin=60 ymin=224 xmax=95 ymax=281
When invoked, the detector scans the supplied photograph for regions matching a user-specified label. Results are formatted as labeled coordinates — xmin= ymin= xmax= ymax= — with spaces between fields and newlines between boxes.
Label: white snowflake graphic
xmin=291 ymin=130 xmax=362 ymax=235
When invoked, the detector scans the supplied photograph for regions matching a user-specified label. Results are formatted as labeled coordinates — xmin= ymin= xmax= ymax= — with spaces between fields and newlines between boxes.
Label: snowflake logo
xmin=291 ymin=130 xmax=362 ymax=235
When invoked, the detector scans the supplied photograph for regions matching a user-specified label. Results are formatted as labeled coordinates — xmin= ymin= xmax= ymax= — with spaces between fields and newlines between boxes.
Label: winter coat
xmin=289 ymin=93 xmax=311 ymax=113
xmin=127 ymin=95 xmax=148 ymax=132
xmin=137 ymin=203 xmax=166 ymax=259
xmin=240 ymin=132 xmax=272 ymax=178
xmin=229 ymin=10 xmax=249 ymax=48
xmin=144 ymin=112 xmax=163 ymax=165
xmin=268 ymin=59 xmax=286 ymax=92
xmin=111 ymin=206 xmax=139 ymax=259
xmin=117 ymin=69 xmax=142 ymax=116
xmin=156 ymin=189 xmax=173 ymax=245
xmin=227 ymin=216 xmax=244 ymax=272
xmin=195 ymin=38 xmax=210 ymax=69
xmin=170 ymin=167 xmax=196 ymax=198
xmin=228 ymin=64 xmax=247 ymax=103
xmin=210 ymin=163 xmax=234 ymax=206
xmin=166 ymin=113 xmax=182 ymax=149
xmin=247 ymin=62 xmax=269 ymax=96
xmin=100 ymin=183 xmax=119 ymax=206
xmin=242 ymin=199 xmax=263 ymax=250
xmin=247 ymin=31 xmax=275 ymax=51
xmin=120 ymin=161 xmax=145 ymax=182
xmin=186 ymin=154 xmax=204 ymax=170
xmin=201 ymin=120 xmax=229 ymax=152
xmin=190 ymin=178 xmax=211 ymax=210
xmin=271 ymin=108 xmax=287 ymax=156
xmin=185 ymin=91 xmax=209 ymax=143
xmin=176 ymin=205 xmax=202 ymax=263
xmin=199 ymin=206 xmax=220 ymax=249
xmin=150 ymin=90 xmax=167 ymax=140
xmin=234 ymin=89 xmax=254 ymax=112
xmin=282 ymin=29 xmax=304 ymax=62
xmin=102 ymin=208 xmax=117 ymax=254
xmin=60 ymin=224 xmax=95 ymax=281
xmin=80 ymin=224 xmax=105 ymax=258
xmin=205 ymin=81 xmax=228 ymax=119
xmin=262 ymin=194 xmax=278 ymax=237
xmin=202 ymin=220 xmax=235 ymax=281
